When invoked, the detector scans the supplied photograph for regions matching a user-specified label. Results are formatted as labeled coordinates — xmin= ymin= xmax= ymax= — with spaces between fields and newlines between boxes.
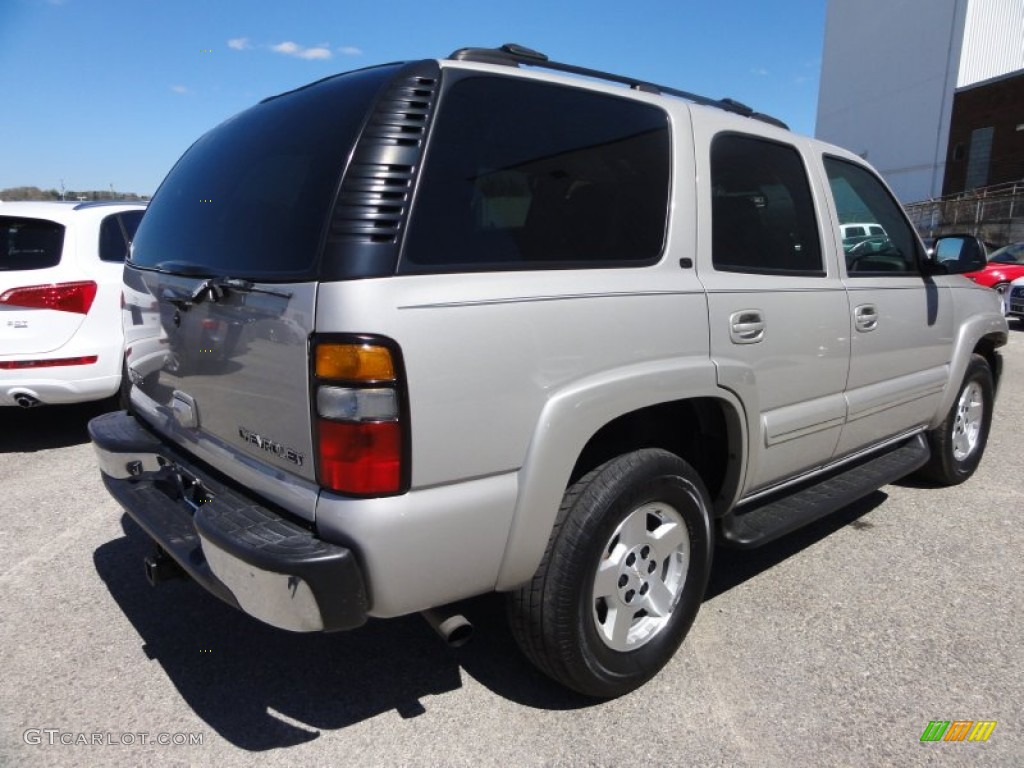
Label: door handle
xmin=729 ymin=310 xmax=765 ymax=344
xmin=854 ymin=304 xmax=878 ymax=332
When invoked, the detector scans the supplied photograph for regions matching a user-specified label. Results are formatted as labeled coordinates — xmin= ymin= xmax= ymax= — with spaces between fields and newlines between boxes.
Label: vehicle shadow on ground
xmin=93 ymin=516 xmax=590 ymax=751
xmin=705 ymin=491 xmax=886 ymax=600
xmin=0 ymin=399 xmax=115 ymax=453
xmin=94 ymin=493 xmax=887 ymax=749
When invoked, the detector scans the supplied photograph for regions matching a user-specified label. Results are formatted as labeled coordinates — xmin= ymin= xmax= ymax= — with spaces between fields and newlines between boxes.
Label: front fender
xmin=928 ymin=299 xmax=1007 ymax=430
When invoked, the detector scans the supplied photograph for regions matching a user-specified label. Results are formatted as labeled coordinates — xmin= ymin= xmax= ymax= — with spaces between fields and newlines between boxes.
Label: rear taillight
xmin=0 ymin=281 xmax=98 ymax=314
xmin=313 ymin=339 xmax=406 ymax=496
xmin=0 ymin=355 xmax=98 ymax=370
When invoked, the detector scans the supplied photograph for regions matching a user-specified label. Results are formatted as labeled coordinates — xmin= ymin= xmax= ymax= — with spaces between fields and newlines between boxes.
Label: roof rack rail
xmin=447 ymin=43 xmax=789 ymax=130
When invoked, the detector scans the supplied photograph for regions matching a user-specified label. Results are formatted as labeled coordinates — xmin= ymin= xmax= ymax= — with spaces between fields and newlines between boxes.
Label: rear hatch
xmin=124 ymin=63 xmax=403 ymax=518
xmin=0 ymin=215 xmax=92 ymax=356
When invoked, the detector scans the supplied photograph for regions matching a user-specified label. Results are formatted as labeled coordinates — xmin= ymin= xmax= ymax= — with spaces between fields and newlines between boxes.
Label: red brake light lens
xmin=0 ymin=356 xmax=98 ymax=370
xmin=0 ymin=281 xmax=98 ymax=314
xmin=317 ymin=420 xmax=401 ymax=495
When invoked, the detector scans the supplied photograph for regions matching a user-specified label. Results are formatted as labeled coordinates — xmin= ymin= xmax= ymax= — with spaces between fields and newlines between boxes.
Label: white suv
xmin=1 ymin=200 xmax=146 ymax=407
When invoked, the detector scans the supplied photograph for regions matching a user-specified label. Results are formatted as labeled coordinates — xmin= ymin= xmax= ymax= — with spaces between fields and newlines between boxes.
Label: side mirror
xmin=924 ymin=235 xmax=986 ymax=275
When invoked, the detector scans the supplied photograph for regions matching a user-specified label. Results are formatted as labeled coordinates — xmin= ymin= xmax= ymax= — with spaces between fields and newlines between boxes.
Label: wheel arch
xmin=973 ymin=334 xmax=1004 ymax=394
xmin=928 ymin=312 xmax=1007 ymax=430
xmin=494 ymin=358 xmax=746 ymax=590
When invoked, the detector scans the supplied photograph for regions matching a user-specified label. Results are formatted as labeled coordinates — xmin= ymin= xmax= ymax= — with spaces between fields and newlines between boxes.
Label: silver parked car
xmin=90 ymin=44 xmax=1007 ymax=698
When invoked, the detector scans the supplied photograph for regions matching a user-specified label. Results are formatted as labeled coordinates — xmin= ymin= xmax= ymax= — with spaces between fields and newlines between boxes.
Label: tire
xmin=507 ymin=449 xmax=713 ymax=698
xmin=918 ymin=354 xmax=993 ymax=486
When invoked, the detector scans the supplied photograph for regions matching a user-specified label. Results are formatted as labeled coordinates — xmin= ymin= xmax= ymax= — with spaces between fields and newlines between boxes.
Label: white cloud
xmin=300 ymin=47 xmax=331 ymax=60
xmin=227 ymin=37 xmax=251 ymax=51
xmin=751 ymin=67 xmax=769 ymax=77
xmin=271 ymin=41 xmax=332 ymax=60
xmin=271 ymin=41 xmax=300 ymax=55
xmin=338 ymin=46 xmax=363 ymax=56
xmin=170 ymin=85 xmax=190 ymax=94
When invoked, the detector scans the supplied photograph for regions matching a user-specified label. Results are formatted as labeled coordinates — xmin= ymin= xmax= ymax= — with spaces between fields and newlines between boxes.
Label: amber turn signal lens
xmin=315 ymin=343 xmax=395 ymax=381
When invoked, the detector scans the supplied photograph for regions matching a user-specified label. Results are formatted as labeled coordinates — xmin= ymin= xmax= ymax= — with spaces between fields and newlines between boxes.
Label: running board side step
xmin=720 ymin=434 xmax=930 ymax=549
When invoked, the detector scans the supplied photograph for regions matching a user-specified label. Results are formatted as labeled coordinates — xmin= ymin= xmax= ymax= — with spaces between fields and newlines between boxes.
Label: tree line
xmin=0 ymin=186 xmax=147 ymax=201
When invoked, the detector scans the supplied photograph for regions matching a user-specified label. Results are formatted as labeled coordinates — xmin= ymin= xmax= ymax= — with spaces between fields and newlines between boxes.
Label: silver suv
xmin=90 ymin=44 xmax=1008 ymax=698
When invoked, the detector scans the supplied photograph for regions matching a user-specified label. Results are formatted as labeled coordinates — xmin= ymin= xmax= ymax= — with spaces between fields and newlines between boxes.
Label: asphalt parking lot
xmin=1 ymin=331 xmax=1022 ymax=768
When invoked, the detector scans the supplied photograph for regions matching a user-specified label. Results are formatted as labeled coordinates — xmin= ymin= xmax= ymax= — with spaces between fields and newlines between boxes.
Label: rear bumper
xmin=89 ymin=411 xmax=368 ymax=632
xmin=0 ymin=372 xmax=120 ymax=406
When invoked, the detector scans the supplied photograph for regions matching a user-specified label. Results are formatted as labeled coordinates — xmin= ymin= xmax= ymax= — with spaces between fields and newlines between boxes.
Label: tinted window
xmin=0 ymin=217 xmax=65 ymax=271
xmin=120 ymin=209 xmax=144 ymax=241
xmin=402 ymin=76 xmax=670 ymax=271
xmin=99 ymin=214 xmax=128 ymax=262
xmin=130 ymin=66 xmax=398 ymax=280
xmin=99 ymin=210 xmax=146 ymax=262
xmin=825 ymin=157 xmax=920 ymax=275
xmin=711 ymin=135 xmax=823 ymax=274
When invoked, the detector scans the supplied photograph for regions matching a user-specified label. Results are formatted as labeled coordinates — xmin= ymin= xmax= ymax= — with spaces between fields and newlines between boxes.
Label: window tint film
xmin=130 ymin=65 xmax=398 ymax=281
xmin=711 ymin=134 xmax=823 ymax=274
xmin=0 ymin=217 xmax=65 ymax=271
xmin=100 ymin=210 xmax=145 ymax=262
xmin=99 ymin=214 xmax=128 ymax=262
xmin=402 ymin=76 xmax=670 ymax=271
xmin=824 ymin=157 xmax=920 ymax=275
xmin=120 ymin=210 xmax=144 ymax=242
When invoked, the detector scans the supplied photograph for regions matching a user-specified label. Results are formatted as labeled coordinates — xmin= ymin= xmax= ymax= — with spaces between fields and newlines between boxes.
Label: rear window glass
xmin=0 ymin=217 xmax=65 ymax=271
xmin=129 ymin=65 xmax=398 ymax=281
xmin=401 ymin=76 xmax=670 ymax=272
xmin=99 ymin=210 xmax=145 ymax=262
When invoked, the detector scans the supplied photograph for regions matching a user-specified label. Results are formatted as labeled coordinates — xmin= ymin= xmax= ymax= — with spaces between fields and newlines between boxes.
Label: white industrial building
xmin=816 ymin=0 xmax=1024 ymax=203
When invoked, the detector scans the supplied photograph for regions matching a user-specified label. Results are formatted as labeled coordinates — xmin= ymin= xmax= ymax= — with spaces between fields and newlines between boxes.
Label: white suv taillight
xmin=312 ymin=338 xmax=406 ymax=496
xmin=0 ymin=281 xmax=97 ymax=314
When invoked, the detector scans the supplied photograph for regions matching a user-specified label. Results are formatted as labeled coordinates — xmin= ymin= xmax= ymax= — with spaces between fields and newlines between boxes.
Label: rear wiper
xmin=145 ymin=262 xmax=293 ymax=308
xmin=190 ymin=277 xmax=293 ymax=305
xmin=165 ymin=276 xmax=293 ymax=310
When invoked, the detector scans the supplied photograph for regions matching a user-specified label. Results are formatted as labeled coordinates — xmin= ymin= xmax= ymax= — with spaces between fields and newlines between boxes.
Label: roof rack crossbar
xmin=447 ymin=44 xmax=789 ymax=130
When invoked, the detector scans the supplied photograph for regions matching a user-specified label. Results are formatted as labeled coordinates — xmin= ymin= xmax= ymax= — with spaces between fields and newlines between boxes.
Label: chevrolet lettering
xmin=238 ymin=427 xmax=305 ymax=467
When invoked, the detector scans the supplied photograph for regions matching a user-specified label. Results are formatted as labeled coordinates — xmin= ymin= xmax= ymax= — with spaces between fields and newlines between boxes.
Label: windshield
xmin=988 ymin=242 xmax=1024 ymax=264
xmin=130 ymin=65 xmax=399 ymax=281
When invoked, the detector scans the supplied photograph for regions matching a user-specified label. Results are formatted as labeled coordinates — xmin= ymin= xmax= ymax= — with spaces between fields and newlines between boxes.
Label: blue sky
xmin=0 ymin=0 xmax=827 ymax=196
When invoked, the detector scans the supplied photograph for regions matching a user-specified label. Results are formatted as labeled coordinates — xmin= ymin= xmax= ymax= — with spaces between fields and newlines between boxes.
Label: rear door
xmin=696 ymin=126 xmax=851 ymax=495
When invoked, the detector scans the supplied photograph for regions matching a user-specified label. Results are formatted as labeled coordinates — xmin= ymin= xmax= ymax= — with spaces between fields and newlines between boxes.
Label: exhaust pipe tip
xmin=421 ymin=608 xmax=473 ymax=648
xmin=143 ymin=551 xmax=185 ymax=586
xmin=14 ymin=393 xmax=40 ymax=408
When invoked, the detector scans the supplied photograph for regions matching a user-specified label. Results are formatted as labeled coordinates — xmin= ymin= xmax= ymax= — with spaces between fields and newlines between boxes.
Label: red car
xmin=964 ymin=241 xmax=1024 ymax=306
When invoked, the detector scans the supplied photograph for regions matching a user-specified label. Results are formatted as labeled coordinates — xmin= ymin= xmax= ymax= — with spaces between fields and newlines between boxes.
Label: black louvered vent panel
xmin=330 ymin=70 xmax=439 ymax=245
xmin=331 ymin=163 xmax=415 ymax=242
